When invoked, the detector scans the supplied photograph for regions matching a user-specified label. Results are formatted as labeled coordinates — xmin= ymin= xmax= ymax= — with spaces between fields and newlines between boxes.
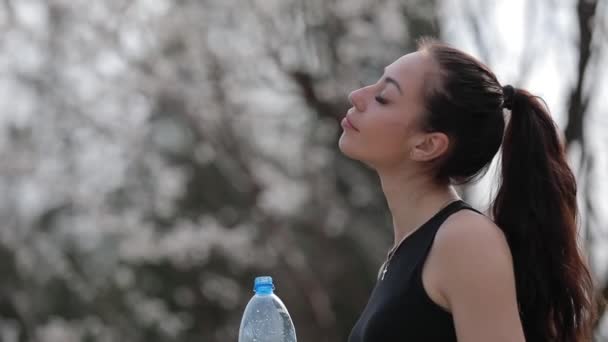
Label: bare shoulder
xmin=421 ymin=209 xmax=510 ymax=305
xmin=431 ymin=208 xmax=516 ymax=299
xmin=436 ymin=209 xmax=510 ymax=253
xmin=430 ymin=209 xmax=525 ymax=340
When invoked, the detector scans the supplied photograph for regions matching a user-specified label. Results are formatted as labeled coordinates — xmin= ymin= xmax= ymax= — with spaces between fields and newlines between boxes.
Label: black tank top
xmin=348 ymin=200 xmax=481 ymax=342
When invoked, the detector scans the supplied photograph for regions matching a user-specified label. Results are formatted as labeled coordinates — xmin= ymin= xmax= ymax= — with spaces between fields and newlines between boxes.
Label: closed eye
xmin=375 ymin=95 xmax=388 ymax=105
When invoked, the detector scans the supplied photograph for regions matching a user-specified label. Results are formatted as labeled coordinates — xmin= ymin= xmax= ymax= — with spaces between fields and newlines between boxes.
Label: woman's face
xmin=338 ymin=51 xmax=435 ymax=170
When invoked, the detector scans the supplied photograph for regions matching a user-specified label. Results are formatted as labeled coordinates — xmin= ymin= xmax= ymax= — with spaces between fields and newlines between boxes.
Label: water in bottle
xmin=238 ymin=276 xmax=297 ymax=342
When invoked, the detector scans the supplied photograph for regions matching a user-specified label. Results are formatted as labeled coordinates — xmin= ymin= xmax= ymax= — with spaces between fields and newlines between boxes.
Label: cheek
xmin=370 ymin=124 xmax=406 ymax=151
xmin=360 ymin=119 xmax=410 ymax=162
xmin=338 ymin=109 xmax=422 ymax=165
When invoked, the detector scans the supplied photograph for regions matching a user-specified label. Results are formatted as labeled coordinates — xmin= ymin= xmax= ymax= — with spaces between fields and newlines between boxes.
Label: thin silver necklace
xmin=379 ymin=198 xmax=460 ymax=281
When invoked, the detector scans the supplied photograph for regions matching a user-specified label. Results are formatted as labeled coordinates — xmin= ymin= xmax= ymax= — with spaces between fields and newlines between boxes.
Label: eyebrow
xmin=384 ymin=76 xmax=403 ymax=95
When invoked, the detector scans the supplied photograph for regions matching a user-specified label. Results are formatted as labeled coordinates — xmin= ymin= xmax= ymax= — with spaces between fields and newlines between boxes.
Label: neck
xmin=377 ymin=167 xmax=460 ymax=250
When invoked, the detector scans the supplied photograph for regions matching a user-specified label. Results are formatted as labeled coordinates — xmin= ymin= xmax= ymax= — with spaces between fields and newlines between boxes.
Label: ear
xmin=409 ymin=132 xmax=450 ymax=162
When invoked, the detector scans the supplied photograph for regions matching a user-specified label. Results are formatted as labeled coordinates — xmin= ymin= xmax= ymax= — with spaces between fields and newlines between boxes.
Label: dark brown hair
xmin=418 ymin=39 xmax=598 ymax=341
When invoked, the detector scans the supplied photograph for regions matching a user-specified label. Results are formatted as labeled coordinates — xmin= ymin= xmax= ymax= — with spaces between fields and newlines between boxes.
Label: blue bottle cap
xmin=254 ymin=276 xmax=275 ymax=294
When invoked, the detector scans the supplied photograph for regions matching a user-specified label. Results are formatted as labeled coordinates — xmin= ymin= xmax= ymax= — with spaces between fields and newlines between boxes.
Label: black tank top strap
xmin=413 ymin=200 xmax=480 ymax=243
xmin=410 ymin=200 xmax=484 ymax=316
xmin=348 ymin=199 xmax=485 ymax=342
xmin=414 ymin=199 xmax=483 ymax=267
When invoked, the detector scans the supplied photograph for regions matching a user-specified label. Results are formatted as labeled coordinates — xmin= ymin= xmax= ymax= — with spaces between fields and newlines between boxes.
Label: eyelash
xmin=375 ymin=95 xmax=388 ymax=105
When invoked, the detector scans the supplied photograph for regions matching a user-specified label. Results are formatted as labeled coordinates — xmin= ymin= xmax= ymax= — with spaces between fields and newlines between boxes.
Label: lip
xmin=341 ymin=115 xmax=359 ymax=132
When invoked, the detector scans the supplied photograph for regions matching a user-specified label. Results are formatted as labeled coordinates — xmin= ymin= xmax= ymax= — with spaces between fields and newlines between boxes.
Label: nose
xmin=348 ymin=86 xmax=368 ymax=112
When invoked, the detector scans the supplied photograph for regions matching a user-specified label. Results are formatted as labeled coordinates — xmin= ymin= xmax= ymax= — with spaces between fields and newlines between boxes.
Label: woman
xmin=339 ymin=39 xmax=598 ymax=341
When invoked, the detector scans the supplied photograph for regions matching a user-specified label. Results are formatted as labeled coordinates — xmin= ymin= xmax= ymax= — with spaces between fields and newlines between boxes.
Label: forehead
xmin=385 ymin=50 xmax=435 ymax=97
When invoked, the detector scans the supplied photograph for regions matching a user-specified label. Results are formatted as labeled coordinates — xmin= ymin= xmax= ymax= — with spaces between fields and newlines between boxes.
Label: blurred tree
xmin=0 ymin=0 xmax=605 ymax=341
xmin=0 ymin=0 xmax=441 ymax=341
xmin=564 ymin=0 xmax=607 ymax=330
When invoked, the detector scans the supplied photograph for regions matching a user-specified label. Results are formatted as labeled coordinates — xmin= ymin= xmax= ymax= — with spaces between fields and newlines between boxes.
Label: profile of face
xmin=338 ymin=50 xmax=450 ymax=172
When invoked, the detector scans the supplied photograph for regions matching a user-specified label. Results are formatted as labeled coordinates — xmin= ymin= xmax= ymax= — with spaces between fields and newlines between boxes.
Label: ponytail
xmin=418 ymin=40 xmax=599 ymax=340
xmin=492 ymin=88 xmax=597 ymax=341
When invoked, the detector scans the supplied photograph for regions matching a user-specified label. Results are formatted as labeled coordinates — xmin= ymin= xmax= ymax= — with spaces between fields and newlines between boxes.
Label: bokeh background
xmin=0 ymin=0 xmax=607 ymax=341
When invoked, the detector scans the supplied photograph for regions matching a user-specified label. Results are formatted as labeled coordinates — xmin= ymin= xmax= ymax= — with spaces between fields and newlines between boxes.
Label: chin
xmin=338 ymin=137 xmax=394 ymax=171
xmin=338 ymin=134 xmax=367 ymax=164
xmin=338 ymin=133 xmax=356 ymax=157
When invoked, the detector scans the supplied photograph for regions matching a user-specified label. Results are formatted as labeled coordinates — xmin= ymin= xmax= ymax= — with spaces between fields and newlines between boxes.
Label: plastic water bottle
xmin=238 ymin=276 xmax=297 ymax=342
